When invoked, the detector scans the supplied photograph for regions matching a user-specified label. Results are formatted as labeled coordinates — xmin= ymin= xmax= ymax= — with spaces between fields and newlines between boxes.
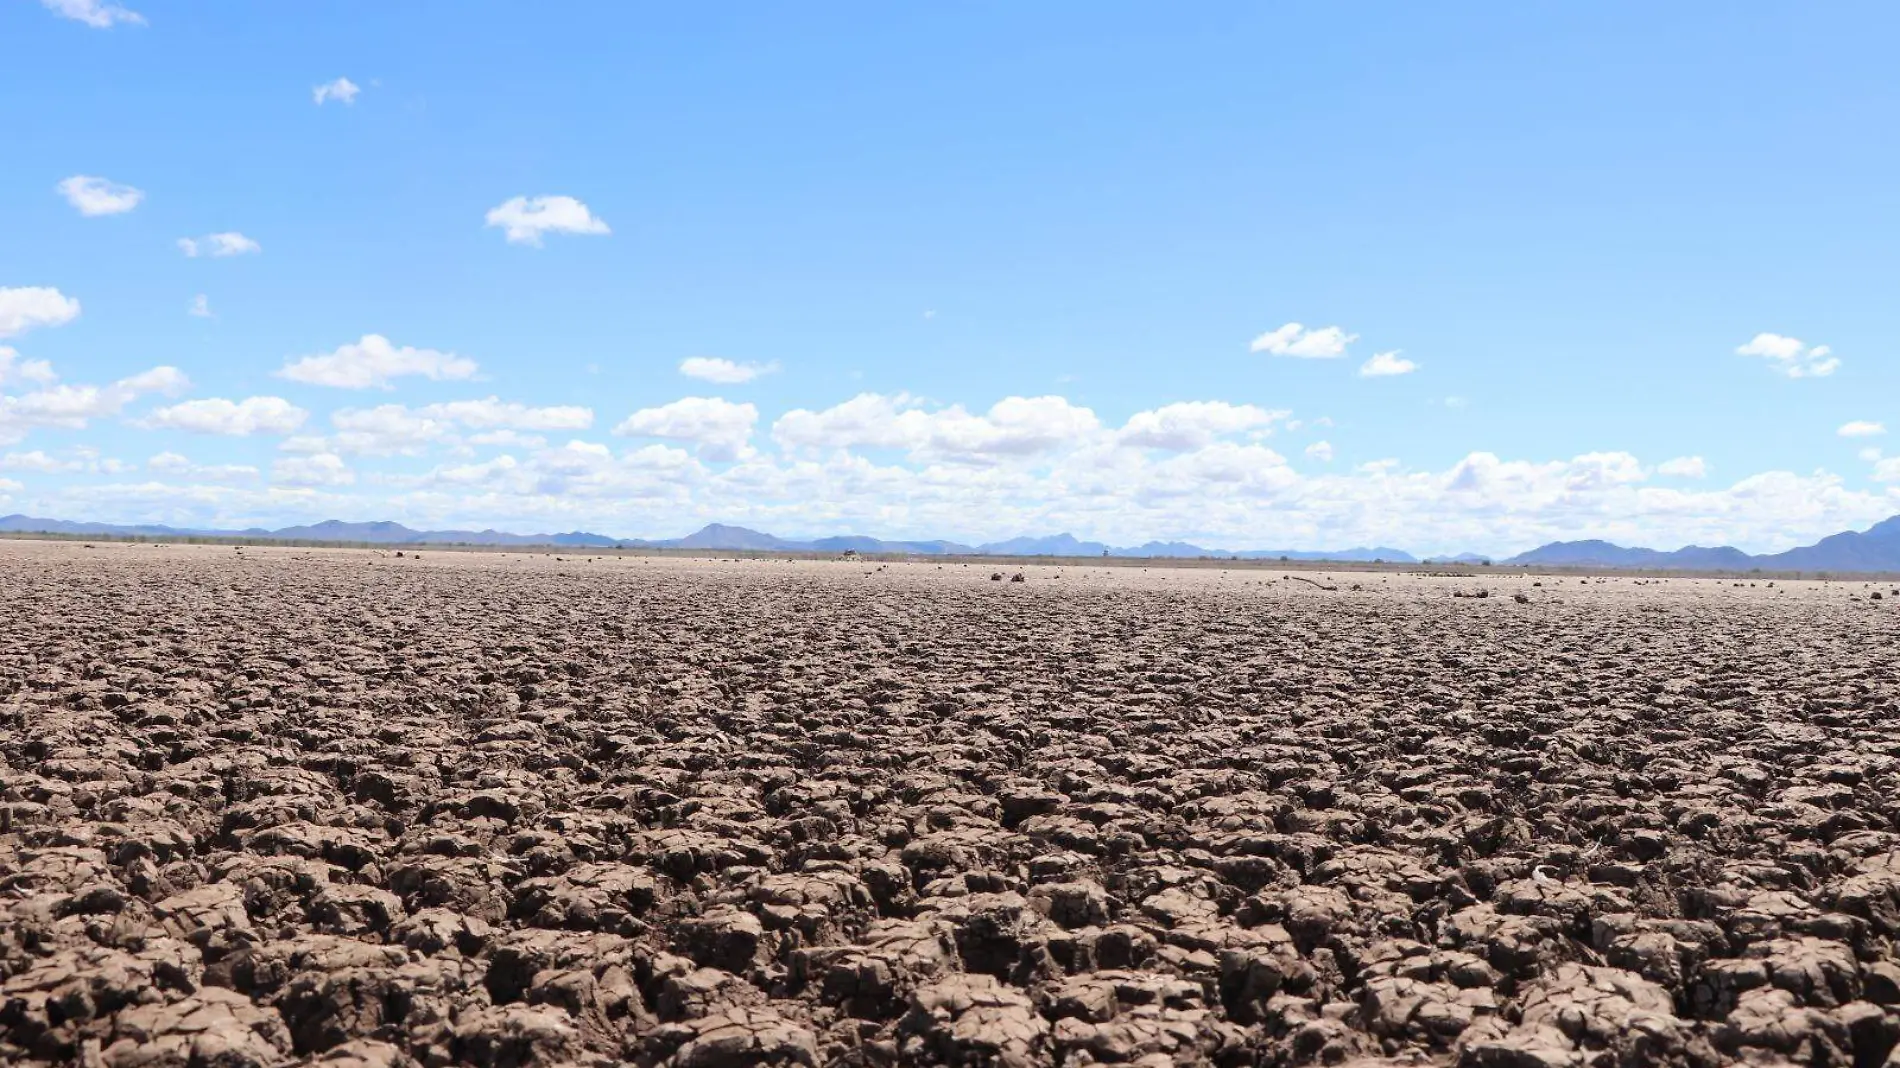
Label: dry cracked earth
xmin=4 ymin=541 xmax=1900 ymax=1068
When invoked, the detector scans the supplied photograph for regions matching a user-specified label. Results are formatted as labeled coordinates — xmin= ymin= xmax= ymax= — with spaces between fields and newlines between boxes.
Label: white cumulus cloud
xmin=773 ymin=393 xmax=1101 ymax=464
xmin=118 ymin=367 xmax=191 ymax=395
xmin=1250 ymin=323 xmax=1356 ymax=358
xmin=312 ymin=77 xmax=360 ymax=106
xmin=1736 ymin=333 xmax=1839 ymax=378
xmin=325 ymin=405 xmax=451 ymax=455
xmin=484 ymin=196 xmax=610 ymax=246
xmin=42 ymin=0 xmax=144 ymax=28
xmin=614 ymin=397 xmax=758 ymax=461
xmin=0 ymin=362 xmax=185 ymax=444
xmin=1117 ymin=401 xmax=1288 ymax=452
xmin=1305 ymin=440 xmax=1334 ymax=462
xmin=467 ymin=429 xmax=546 ymax=449
xmin=0 ymin=287 xmax=82 ymax=338
xmin=57 ymin=175 xmax=144 ymax=216
xmin=1657 ymin=456 xmax=1708 ymax=478
xmin=1838 ymin=421 xmax=1885 ymax=438
xmin=148 ymin=452 xmax=258 ymax=481
xmin=177 ymin=232 xmax=262 ymax=258
xmin=679 ymin=357 xmax=778 ymax=384
xmin=1 ymin=448 xmax=129 ymax=475
xmin=319 ymin=398 xmax=591 ymax=455
xmin=278 ymin=335 xmax=479 ymax=389
xmin=1359 ymin=350 xmax=1418 ymax=377
xmin=0 ymin=348 xmax=59 ymax=387
xmin=274 ymin=453 xmax=355 ymax=487
xmin=141 ymin=396 xmax=308 ymax=436
xmin=419 ymin=397 xmax=592 ymax=431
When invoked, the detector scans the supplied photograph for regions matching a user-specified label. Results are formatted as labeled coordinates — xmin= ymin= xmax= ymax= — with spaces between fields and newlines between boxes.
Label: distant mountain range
xmin=0 ymin=514 xmax=1412 ymax=561
xmin=6 ymin=512 xmax=1900 ymax=572
xmin=1502 ymin=515 xmax=1900 ymax=572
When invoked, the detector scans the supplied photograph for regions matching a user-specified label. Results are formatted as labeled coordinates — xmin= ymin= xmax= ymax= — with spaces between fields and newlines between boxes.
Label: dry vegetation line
xmin=2 ymin=541 xmax=1899 ymax=1068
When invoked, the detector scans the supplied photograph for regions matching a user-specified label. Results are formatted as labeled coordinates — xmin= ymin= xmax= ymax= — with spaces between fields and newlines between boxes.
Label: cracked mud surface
xmin=4 ymin=540 xmax=1899 ymax=1067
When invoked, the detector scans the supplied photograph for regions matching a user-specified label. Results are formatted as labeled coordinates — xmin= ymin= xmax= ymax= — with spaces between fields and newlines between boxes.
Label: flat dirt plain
xmin=4 ymin=541 xmax=1900 ymax=1068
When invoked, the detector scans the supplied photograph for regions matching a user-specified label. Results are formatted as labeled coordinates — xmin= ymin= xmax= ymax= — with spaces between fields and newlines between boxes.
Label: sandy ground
xmin=3 ymin=539 xmax=1899 ymax=1067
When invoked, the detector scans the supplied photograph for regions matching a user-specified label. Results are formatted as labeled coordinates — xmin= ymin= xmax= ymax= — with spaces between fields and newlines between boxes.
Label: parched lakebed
xmin=3 ymin=541 xmax=1899 ymax=1067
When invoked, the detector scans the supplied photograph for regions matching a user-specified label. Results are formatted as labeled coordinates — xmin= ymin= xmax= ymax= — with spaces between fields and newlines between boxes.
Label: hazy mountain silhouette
xmin=6 ymin=513 xmax=1899 ymax=570
xmin=1506 ymin=516 xmax=1900 ymax=571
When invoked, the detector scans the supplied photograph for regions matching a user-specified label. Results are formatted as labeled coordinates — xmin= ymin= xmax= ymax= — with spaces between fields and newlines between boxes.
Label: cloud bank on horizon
xmin=5 ymin=4 xmax=1898 ymax=555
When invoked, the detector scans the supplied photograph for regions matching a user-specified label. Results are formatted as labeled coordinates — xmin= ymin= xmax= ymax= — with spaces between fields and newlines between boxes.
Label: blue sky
xmin=3 ymin=0 xmax=1898 ymax=553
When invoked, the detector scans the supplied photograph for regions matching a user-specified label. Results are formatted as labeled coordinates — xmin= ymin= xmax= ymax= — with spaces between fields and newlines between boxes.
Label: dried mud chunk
xmin=1832 ymin=851 xmax=1900 ymax=936
xmin=1752 ymin=936 xmax=1862 ymax=1007
xmin=921 ymin=892 xmax=1057 ymax=982
xmin=1027 ymin=881 xmax=1110 ymax=930
xmin=308 ymin=884 xmax=405 ymax=936
xmin=386 ymin=856 xmax=516 ymax=925
xmin=997 ymin=786 xmax=1067 ymax=827
xmin=1440 ymin=906 xmax=1570 ymax=982
xmin=316 ymin=1038 xmax=421 ymax=1068
xmin=1041 ymin=969 xmax=1208 ymax=1023
xmin=792 ymin=919 xmax=958 ymax=1020
xmin=239 ymin=821 xmax=381 ymax=873
xmin=389 ymin=907 xmax=493 ymax=957
xmin=1864 ymin=960 xmax=1900 ymax=1005
xmin=664 ymin=1005 xmax=820 ymax=1067
xmin=94 ymin=818 xmax=196 ymax=867
xmin=100 ymin=987 xmax=293 ymax=1068
xmin=1218 ymin=930 xmax=1311 ymax=1024
xmin=1458 ymin=963 xmax=1709 ymax=1068
xmin=274 ymin=960 xmax=475 ymax=1055
xmin=4 ymin=845 xmax=119 ymax=898
xmin=1494 ymin=878 xmax=1628 ymax=939
xmin=747 ymin=870 xmax=872 ymax=940
xmin=1455 ymin=1028 xmax=1585 ymax=1068
xmin=1265 ymin=994 xmax=1377 ymax=1066
xmin=642 ymin=829 xmax=778 ymax=881
xmin=1711 ymin=987 xmax=1852 ymax=1065
xmin=215 ymin=934 xmax=411 ymax=1000
xmin=1049 ymin=1008 xmax=1245 ymax=1066
xmin=1688 ymin=957 xmax=1770 ymax=1018
xmin=904 ymin=830 xmax=1018 ymax=877
xmin=152 ymin=882 xmax=257 ymax=961
xmin=1598 ymin=929 xmax=1685 ymax=991
xmin=1843 ymin=1003 xmax=1900 ymax=1068
xmin=0 ymin=946 xmax=177 ymax=1056
xmin=1270 ymin=885 xmax=1357 ymax=953
xmin=1518 ymin=964 xmax=1700 ymax=1054
xmin=1724 ymin=889 xmax=1818 ymax=946
xmin=1137 ymin=885 xmax=1222 ymax=930
xmin=1359 ymin=976 xmax=1495 ymax=1047
xmin=449 ymin=1004 xmax=582 ymax=1068
xmin=656 ymin=967 xmax=767 ymax=1023
xmin=484 ymin=929 xmax=635 ymax=1007
xmin=675 ymin=908 xmax=767 ymax=974
xmin=900 ymin=974 xmax=1050 ymax=1067
xmin=512 ymin=861 xmax=659 ymax=933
